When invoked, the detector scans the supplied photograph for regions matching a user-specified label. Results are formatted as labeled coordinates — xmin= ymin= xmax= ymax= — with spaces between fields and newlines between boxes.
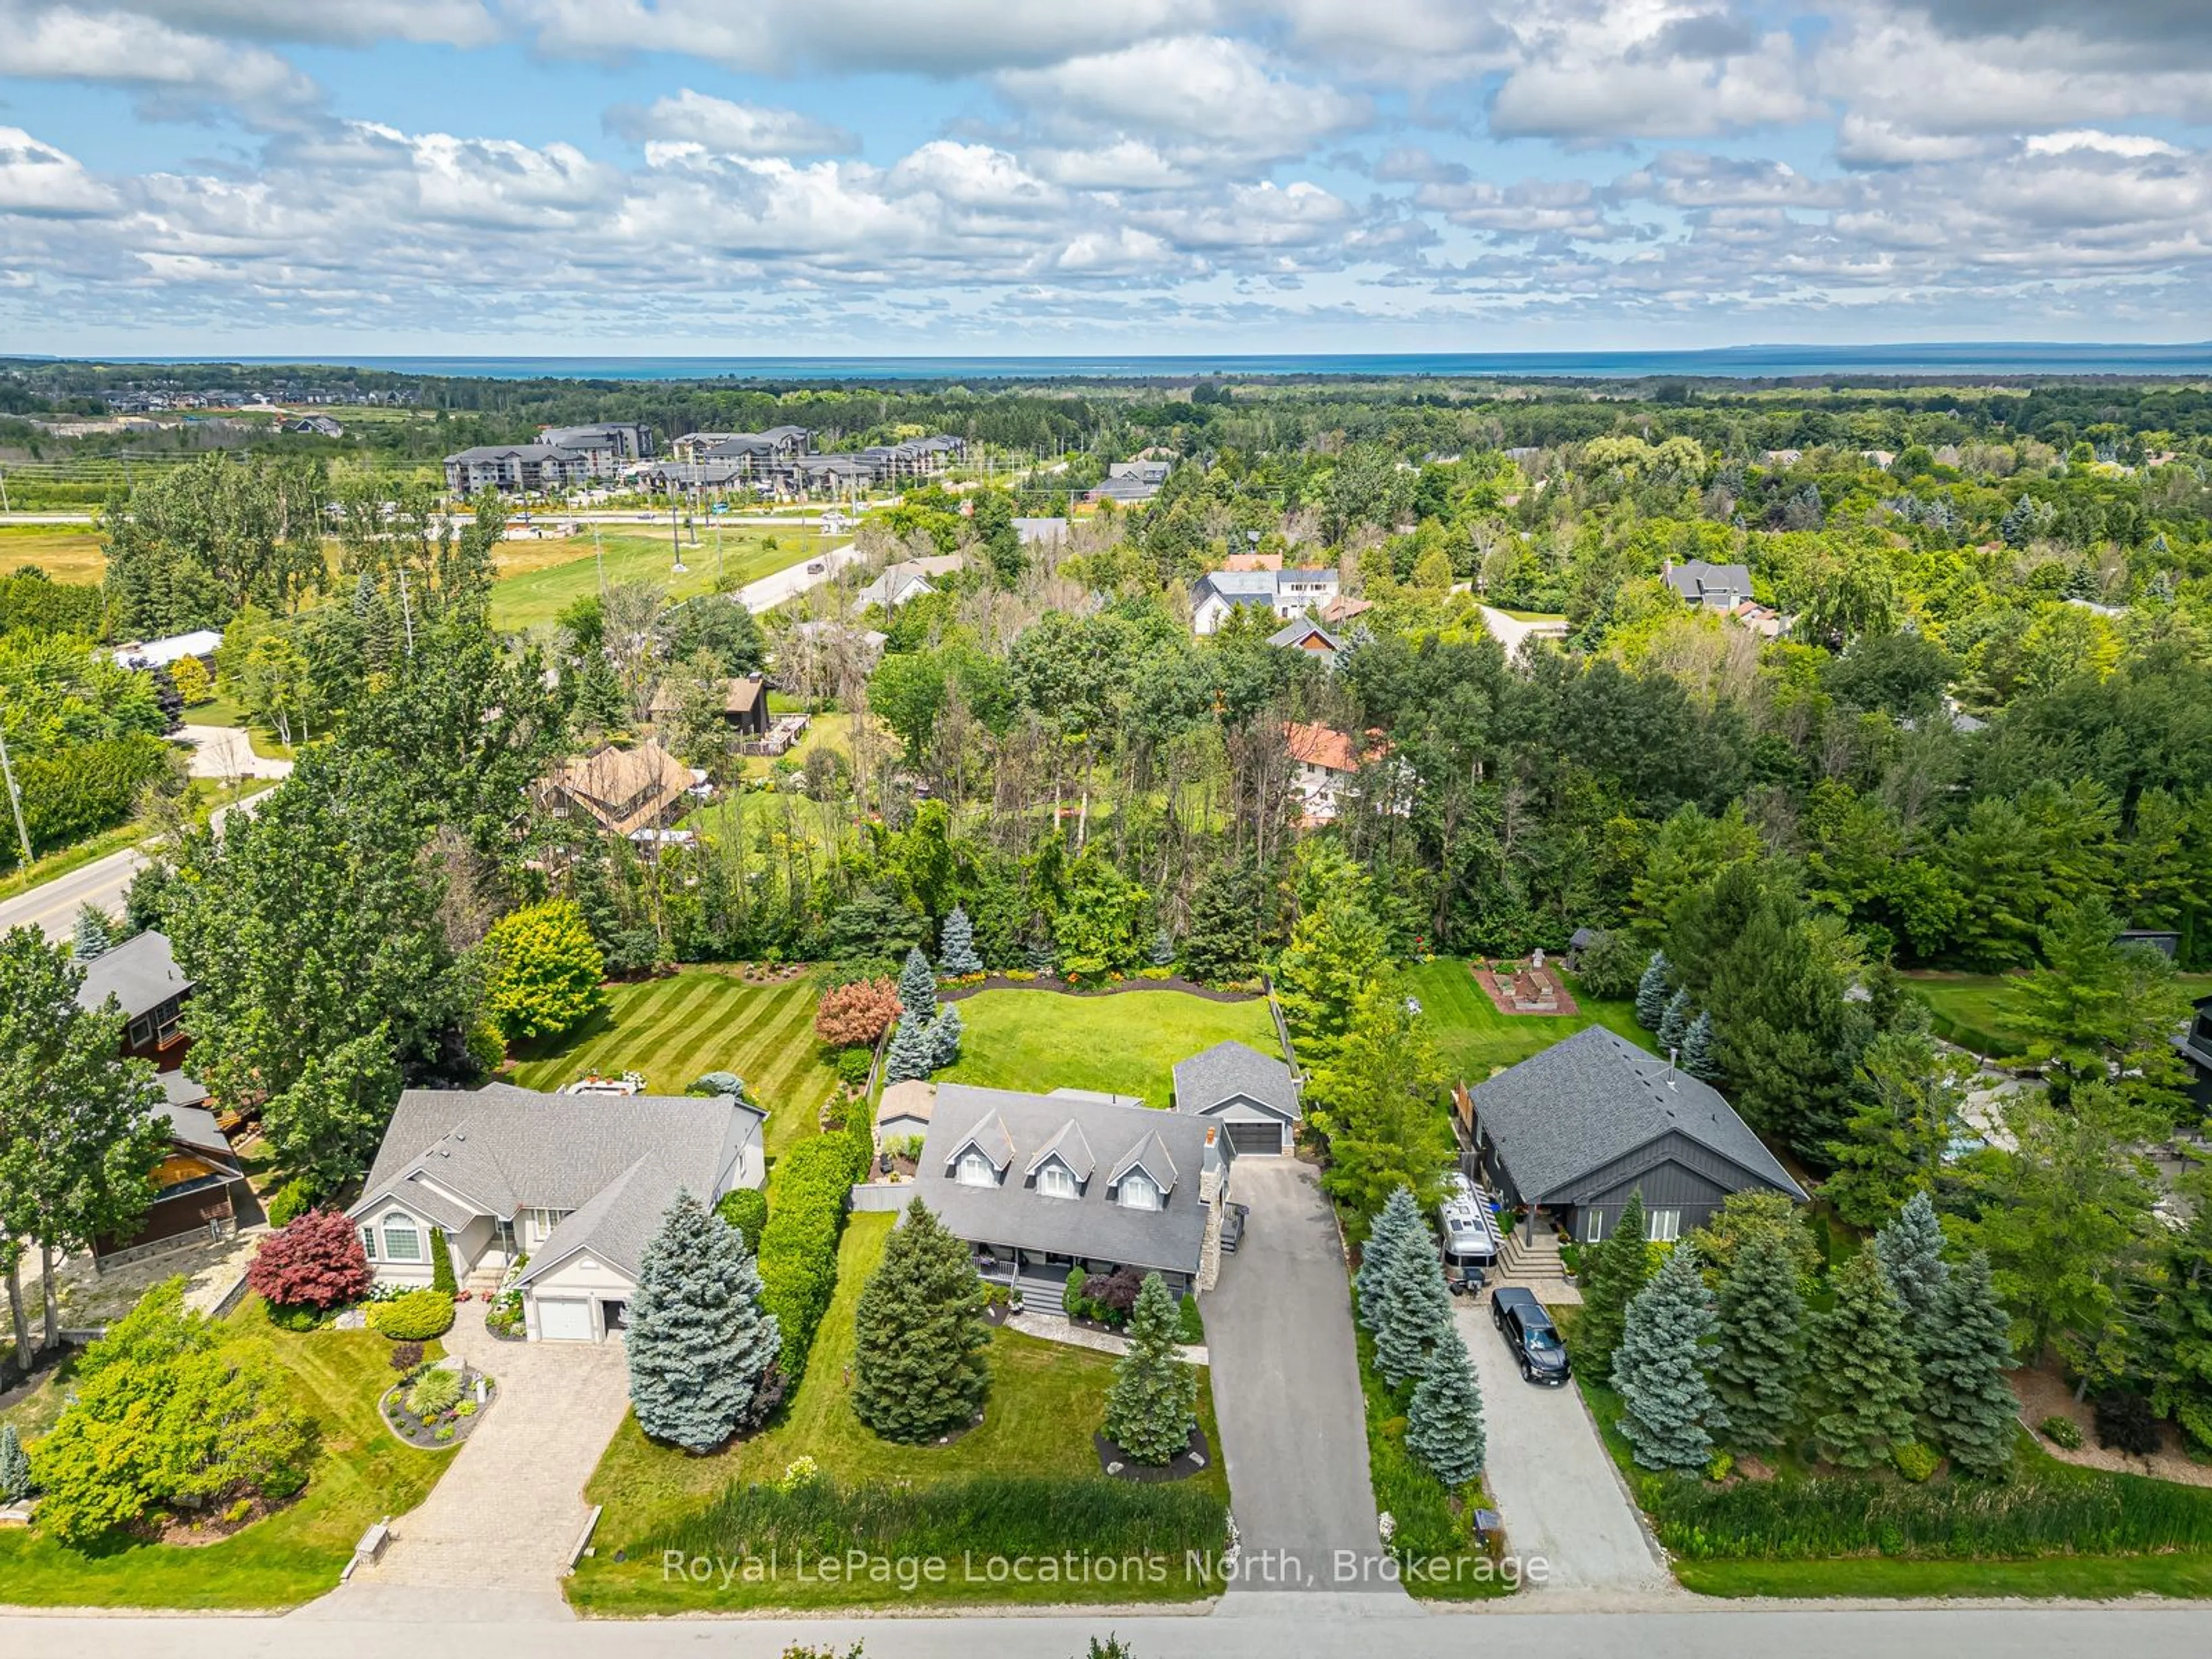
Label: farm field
xmin=936 ymin=986 xmax=1282 ymax=1108
xmin=487 ymin=526 xmax=835 ymax=630
xmin=1406 ymin=956 xmax=1656 ymax=1083
xmin=0 ymin=524 xmax=107 ymax=584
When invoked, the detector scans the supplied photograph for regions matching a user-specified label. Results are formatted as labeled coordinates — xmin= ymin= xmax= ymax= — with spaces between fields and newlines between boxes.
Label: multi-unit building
xmin=540 ymin=423 xmax=654 ymax=468
xmin=444 ymin=443 xmax=599 ymax=496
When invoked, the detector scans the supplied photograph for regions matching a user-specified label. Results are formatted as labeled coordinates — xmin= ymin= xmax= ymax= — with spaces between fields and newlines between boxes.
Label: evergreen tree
xmin=1372 ymin=1230 xmax=1455 ymax=1388
xmin=885 ymin=1013 xmax=936 ymax=1084
xmin=0 ymin=1422 xmax=29 ymax=1502
xmin=897 ymin=945 xmax=939 ymax=1026
xmin=1406 ymin=1320 xmax=1487 ymax=1486
xmin=853 ymin=1198 xmax=990 ymax=1442
xmin=71 ymin=905 xmax=113 ymax=963
xmin=1357 ymin=1187 xmax=1426 ymax=1334
xmin=626 ymin=1191 xmax=781 ymax=1454
xmin=1711 ymin=1230 xmax=1806 ymax=1450
xmin=1874 ymin=1190 xmax=1952 ymax=1354
xmin=1920 ymin=1251 xmax=2021 ymax=1478
xmin=1805 ymin=1251 xmax=1922 ymax=1468
xmin=937 ymin=905 xmax=984 ymax=977
xmin=1657 ymin=988 xmax=1690 ymax=1053
xmin=1613 ymin=1243 xmax=1728 ymax=1472
xmin=1999 ymin=494 xmax=2040 ymax=548
xmin=2149 ymin=1168 xmax=2212 ymax=1454
xmin=1180 ymin=858 xmax=1262 ymax=984
xmin=1680 ymin=1010 xmax=1720 ymax=1082
xmin=1635 ymin=950 xmax=1671 ymax=1030
xmin=1148 ymin=927 xmax=1176 ymax=968
xmin=928 ymin=1005 xmax=965 ymax=1070
xmin=1574 ymin=1190 xmax=1650 ymax=1373
xmin=1023 ymin=931 xmax=1056 ymax=977
xmin=1102 ymin=1273 xmax=1199 ymax=1464
xmin=429 ymin=1226 xmax=457 ymax=1296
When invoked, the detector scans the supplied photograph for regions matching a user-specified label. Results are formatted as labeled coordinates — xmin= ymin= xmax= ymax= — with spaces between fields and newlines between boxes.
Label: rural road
xmin=737 ymin=538 xmax=862 ymax=612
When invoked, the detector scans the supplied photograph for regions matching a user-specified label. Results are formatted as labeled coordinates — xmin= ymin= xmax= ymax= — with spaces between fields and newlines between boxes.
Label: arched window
xmin=1038 ymin=1163 xmax=1077 ymax=1200
xmin=381 ymin=1213 xmax=423 ymax=1262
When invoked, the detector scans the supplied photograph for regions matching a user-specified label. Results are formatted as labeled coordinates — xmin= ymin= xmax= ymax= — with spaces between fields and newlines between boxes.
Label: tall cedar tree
xmin=1612 ymin=1243 xmax=1729 ymax=1472
xmin=897 ymin=945 xmax=939 ymax=1026
xmin=884 ymin=1013 xmax=937 ymax=1084
xmin=852 ymin=1198 xmax=990 ymax=1442
xmin=0 ymin=1422 xmax=28 ymax=1502
xmin=1308 ymin=978 xmax=1455 ymax=1230
xmin=626 ymin=1191 xmax=781 ymax=1453
xmin=1357 ymin=1187 xmax=1427 ymax=1332
xmin=1574 ymin=1190 xmax=1650 ymax=1374
xmin=1805 ymin=1251 xmax=1922 ymax=1468
xmin=1874 ymin=1190 xmax=1952 ymax=1359
xmin=1406 ymin=1320 xmax=1487 ymax=1486
xmin=1372 ymin=1228 xmax=1456 ymax=1388
xmin=937 ymin=905 xmax=984 ymax=976
xmin=1180 ymin=859 xmax=1262 ymax=984
xmin=1920 ymin=1251 xmax=2021 ymax=1478
xmin=1711 ymin=1230 xmax=1807 ymax=1450
xmin=1103 ymin=1272 xmax=1199 ymax=1464
xmin=1634 ymin=951 xmax=1671 ymax=1029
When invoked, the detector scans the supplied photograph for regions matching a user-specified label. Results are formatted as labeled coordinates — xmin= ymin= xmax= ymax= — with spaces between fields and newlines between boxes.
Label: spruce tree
xmin=1023 ymin=933 xmax=1056 ymax=976
xmin=1406 ymin=1320 xmax=1486 ymax=1486
xmin=938 ymin=906 xmax=984 ymax=977
xmin=1711 ymin=1230 xmax=1806 ymax=1449
xmin=853 ymin=1198 xmax=990 ymax=1442
xmin=1148 ymin=927 xmax=1176 ymax=968
xmin=1180 ymin=859 xmax=1259 ymax=984
xmin=1635 ymin=951 xmax=1671 ymax=1030
xmin=626 ymin=1191 xmax=781 ymax=1454
xmin=1373 ymin=1231 xmax=1455 ymax=1388
xmin=929 ymin=1005 xmax=965 ymax=1069
xmin=1874 ymin=1190 xmax=1952 ymax=1346
xmin=0 ymin=1422 xmax=29 ymax=1502
xmin=1805 ymin=1251 xmax=1922 ymax=1468
xmin=1681 ymin=1010 xmax=1721 ymax=1082
xmin=71 ymin=905 xmax=113 ymax=963
xmin=1657 ymin=989 xmax=1690 ymax=1054
xmin=1613 ymin=1243 xmax=1729 ymax=1472
xmin=1575 ymin=1190 xmax=1650 ymax=1373
xmin=1921 ymin=1251 xmax=2020 ymax=1478
xmin=1357 ymin=1187 xmax=1426 ymax=1333
xmin=897 ymin=945 xmax=939 ymax=1025
xmin=885 ymin=1012 xmax=936 ymax=1083
xmin=1103 ymin=1273 xmax=1199 ymax=1464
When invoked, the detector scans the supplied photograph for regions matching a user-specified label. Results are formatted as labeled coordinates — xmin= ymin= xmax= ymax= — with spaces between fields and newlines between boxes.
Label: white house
xmin=348 ymin=1082 xmax=766 ymax=1343
xmin=1190 ymin=567 xmax=1341 ymax=635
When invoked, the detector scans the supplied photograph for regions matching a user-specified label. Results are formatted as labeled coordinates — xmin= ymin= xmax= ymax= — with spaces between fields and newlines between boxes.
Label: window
xmin=1582 ymin=1209 xmax=1605 ymax=1244
xmin=1037 ymin=1163 xmax=1077 ymax=1200
xmin=1119 ymin=1173 xmax=1160 ymax=1211
xmin=956 ymin=1151 xmax=997 ymax=1188
xmin=1646 ymin=1208 xmax=1681 ymax=1244
xmin=524 ymin=1207 xmax=573 ymax=1246
xmin=360 ymin=1225 xmax=378 ymax=1262
xmin=381 ymin=1214 xmax=423 ymax=1262
xmin=129 ymin=1016 xmax=153 ymax=1047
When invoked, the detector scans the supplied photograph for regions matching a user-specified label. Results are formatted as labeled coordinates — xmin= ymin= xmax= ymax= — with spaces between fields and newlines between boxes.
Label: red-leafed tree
xmin=815 ymin=978 xmax=902 ymax=1048
xmin=248 ymin=1208 xmax=374 ymax=1310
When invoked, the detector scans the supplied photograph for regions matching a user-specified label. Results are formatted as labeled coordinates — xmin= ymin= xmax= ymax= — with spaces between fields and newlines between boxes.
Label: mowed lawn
xmin=1407 ymin=957 xmax=1655 ymax=1084
xmin=937 ymin=988 xmax=1282 ymax=1108
xmin=0 ymin=525 xmax=107 ymax=584
xmin=488 ymin=527 xmax=834 ymax=631
xmin=1904 ymin=968 xmax=2212 ymax=1061
xmin=510 ymin=969 xmax=835 ymax=1157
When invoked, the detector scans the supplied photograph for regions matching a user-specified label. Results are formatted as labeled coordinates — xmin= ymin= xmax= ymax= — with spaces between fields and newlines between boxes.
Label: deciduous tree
xmin=247 ymin=1210 xmax=374 ymax=1311
xmin=1307 ymin=979 xmax=1453 ymax=1229
xmin=480 ymin=899 xmax=606 ymax=1042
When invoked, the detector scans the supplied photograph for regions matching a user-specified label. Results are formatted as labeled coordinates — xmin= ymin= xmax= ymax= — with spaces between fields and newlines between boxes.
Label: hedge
xmin=715 ymin=1187 xmax=769 ymax=1253
xmin=366 ymin=1287 xmax=457 ymax=1342
xmin=5 ymin=733 xmax=173 ymax=869
xmin=755 ymin=1123 xmax=869 ymax=1387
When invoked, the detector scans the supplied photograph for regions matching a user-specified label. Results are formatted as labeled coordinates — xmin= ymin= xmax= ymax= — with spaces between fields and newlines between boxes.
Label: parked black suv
xmin=1491 ymin=1287 xmax=1571 ymax=1385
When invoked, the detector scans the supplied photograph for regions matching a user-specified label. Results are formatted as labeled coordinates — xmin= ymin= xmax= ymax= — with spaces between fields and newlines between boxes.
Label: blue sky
xmin=1 ymin=2 xmax=2208 ymax=357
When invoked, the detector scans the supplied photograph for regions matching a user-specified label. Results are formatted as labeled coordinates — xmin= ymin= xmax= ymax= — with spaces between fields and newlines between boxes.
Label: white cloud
xmin=83 ymin=0 xmax=498 ymax=46
xmin=2025 ymin=130 xmax=2185 ymax=161
xmin=0 ymin=127 xmax=119 ymax=216
xmin=0 ymin=2 xmax=320 ymax=112
xmin=605 ymin=90 xmax=857 ymax=157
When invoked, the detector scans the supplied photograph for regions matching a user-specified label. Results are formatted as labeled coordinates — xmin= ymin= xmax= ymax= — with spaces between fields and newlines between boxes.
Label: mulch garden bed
xmin=1095 ymin=1423 xmax=1211 ymax=1483
xmin=941 ymin=974 xmax=1260 ymax=1004
xmin=153 ymin=1491 xmax=297 ymax=1546
xmin=380 ymin=1365 xmax=498 ymax=1450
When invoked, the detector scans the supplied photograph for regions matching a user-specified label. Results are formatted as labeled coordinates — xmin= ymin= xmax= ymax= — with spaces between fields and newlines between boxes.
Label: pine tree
xmin=1103 ymin=1273 xmax=1199 ymax=1464
xmin=1635 ymin=951 xmax=1671 ymax=1030
xmin=1874 ymin=1190 xmax=1952 ymax=1347
xmin=1999 ymin=494 xmax=2039 ymax=548
xmin=71 ymin=904 xmax=113 ymax=963
xmin=938 ymin=905 xmax=984 ymax=977
xmin=885 ymin=1013 xmax=936 ymax=1084
xmin=1180 ymin=859 xmax=1261 ymax=984
xmin=1805 ymin=1251 xmax=1922 ymax=1468
xmin=0 ymin=1422 xmax=29 ymax=1502
xmin=1148 ymin=927 xmax=1176 ymax=968
xmin=929 ymin=1005 xmax=964 ymax=1070
xmin=1357 ymin=1187 xmax=1426 ymax=1334
xmin=1681 ymin=1010 xmax=1720 ymax=1082
xmin=1023 ymin=932 xmax=1056 ymax=977
xmin=1658 ymin=988 xmax=1690 ymax=1053
xmin=897 ymin=945 xmax=939 ymax=1026
xmin=1575 ymin=1190 xmax=1650 ymax=1374
xmin=626 ymin=1191 xmax=781 ymax=1454
xmin=1613 ymin=1243 xmax=1729 ymax=1472
xmin=1373 ymin=1231 xmax=1455 ymax=1388
xmin=1406 ymin=1320 xmax=1486 ymax=1486
xmin=1711 ymin=1230 xmax=1806 ymax=1449
xmin=1921 ymin=1251 xmax=2020 ymax=1478
xmin=853 ymin=1198 xmax=990 ymax=1442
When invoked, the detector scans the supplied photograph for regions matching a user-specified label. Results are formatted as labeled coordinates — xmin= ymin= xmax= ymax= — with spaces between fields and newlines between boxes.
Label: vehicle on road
xmin=1221 ymin=1201 xmax=1249 ymax=1253
xmin=1492 ymin=1286 xmax=1571 ymax=1385
xmin=806 ymin=560 xmax=825 ymax=574
xmin=1440 ymin=1174 xmax=1501 ymax=1293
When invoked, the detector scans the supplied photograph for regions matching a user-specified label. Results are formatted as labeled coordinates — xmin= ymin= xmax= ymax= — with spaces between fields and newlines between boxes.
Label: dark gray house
xmin=2176 ymin=991 xmax=2212 ymax=1113
xmin=1661 ymin=558 xmax=1753 ymax=609
xmin=915 ymin=1084 xmax=1233 ymax=1298
xmin=1172 ymin=1039 xmax=1300 ymax=1155
xmin=1461 ymin=1025 xmax=1804 ymax=1246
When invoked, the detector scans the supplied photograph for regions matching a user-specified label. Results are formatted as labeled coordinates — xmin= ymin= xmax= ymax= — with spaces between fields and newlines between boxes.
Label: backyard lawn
xmin=487 ymin=527 xmax=834 ymax=631
xmin=1406 ymin=957 xmax=1655 ymax=1084
xmin=1904 ymin=969 xmax=2212 ymax=1060
xmin=937 ymin=987 xmax=1282 ymax=1108
xmin=509 ymin=968 xmax=836 ymax=1158
xmin=0 ymin=1300 xmax=449 ymax=1609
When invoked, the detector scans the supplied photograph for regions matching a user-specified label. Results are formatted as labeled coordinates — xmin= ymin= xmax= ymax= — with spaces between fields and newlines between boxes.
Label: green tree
xmin=1689 ymin=1190 xmax=1820 ymax=1282
xmin=897 ymin=944 xmax=939 ymax=1026
xmin=1634 ymin=950 xmax=1671 ymax=1029
xmin=1657 ymin=988 xmax=1690 ymax=1053
xmin=1306 ymin=979 xmax=1454 ymax=1230
xmin=0 ymin=1422 xmax=28 ymax=1502
xmin=1573 ymin=1190 xmax=1651 ymax=1375
xmin=1102 ymin=1273 xmax=1199 ymax=1464
xmin=1180 ymin=859 xmax=1266 ymax=984
xmin=627 ymin=1191 xmax=781 ymax=1453
xmin=1711 ymin=1230 xmax=1806 ymax=1451
xmin=1822 ymin=1027 xmax=1974 ymax=1229
xmin=1920 ymin=1251 xmax=2021 ymax=1478
xmin=884 ymin=1013 xmax=936 ymax=1084
xmin=1273 ymin=843 xmax=1389 ymax=1063
xmin=938 ymin=904 xmax=984 ymax=977
xmin=851 ymin=1199 xmax=990 ymax=1442
xmin=2149 ymin=1169 xmax=2212 ymax=1454
xmin=71 ymin=904 xmax=113 ymax=962
xmin=1052 ymin=850 xmax=1149 ymax=980
xmin=1371 ymin=1222 xmax=1455 ymax=1388
xmin=1873 ymin=1191 xmax=1951 ymax=1344
xmin=1613 ymin=1243 xmax=1728 ymax=1473
xmin=480 ymin=899 xmax=607 ymax=1043
xmin=1804 ymin=1252 xmax=1921 ymax=1468
xmin=1355 ymin=1186 xmax=1427 ymax=1333
xmin=429 ymin=1227 xmax=457 ymax=1297
xmin=1679 ymin=1010 xmax=1719 ymax=1081
xmin=2012 ymin=901 xmax=2191 ymax=1112
xmin=1406 ymin=1321 xmax=1487 ymax=1486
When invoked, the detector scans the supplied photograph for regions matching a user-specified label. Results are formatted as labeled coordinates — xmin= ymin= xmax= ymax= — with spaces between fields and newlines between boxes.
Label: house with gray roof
xmin=1190 ymin=566 xmax=1341 ymax=635
xmin=1661 ymin=558 xmax=1754 ymax=609
xmin=1172 ymin=1039 xmax=1301 ymax=1155
xmin=915 ymin=1083 xmax=1234 ymax=1298
xmin=1460 ymin=1025 xmax=1803 ymax=1248
xmin=349 ymin=1081 xmax=766 ymax=1342
xmin=75 ymin=928 xmax=193 ymax=1067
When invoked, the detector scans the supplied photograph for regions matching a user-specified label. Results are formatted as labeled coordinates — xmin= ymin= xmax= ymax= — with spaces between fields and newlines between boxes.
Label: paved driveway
xmin=1456 ymin=1297 xmax=1673 ymax=1594
xmin=1205 ymin=1160 xmax=1402 ymax=1599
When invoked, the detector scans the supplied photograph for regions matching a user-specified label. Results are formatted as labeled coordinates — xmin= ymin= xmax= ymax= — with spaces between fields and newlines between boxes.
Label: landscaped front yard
xmin=937 ymin=987 xmax=1282 ymax=1109
xmin=509 ymin=968 xmax=836 ymax=1158
xmin=1406 ymin=957 xmax=1654 ymax=1084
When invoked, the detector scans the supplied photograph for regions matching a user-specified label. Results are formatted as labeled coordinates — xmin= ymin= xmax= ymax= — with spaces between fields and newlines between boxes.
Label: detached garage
xmin=1172 ymin=1039 xmax=1301 ymax=1157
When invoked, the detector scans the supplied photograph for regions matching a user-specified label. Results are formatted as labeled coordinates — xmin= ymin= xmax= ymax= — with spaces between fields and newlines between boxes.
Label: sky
xmin=1 ymin=1 xmax=2209 ymax=358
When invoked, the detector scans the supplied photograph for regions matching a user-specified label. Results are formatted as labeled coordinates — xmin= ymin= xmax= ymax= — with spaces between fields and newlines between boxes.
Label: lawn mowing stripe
xmin=620 ymin=979 xmax=726 ymax=1085
xmin=662 ymin=979 xmax=781 ymax=1087
xmin=743 ymin=997 xmax=823 ymax=1107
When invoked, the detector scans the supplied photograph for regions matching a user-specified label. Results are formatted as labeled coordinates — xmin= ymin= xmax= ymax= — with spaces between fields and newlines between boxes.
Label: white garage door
xmin=537 ymin=1298 xmax=594 ymax=1342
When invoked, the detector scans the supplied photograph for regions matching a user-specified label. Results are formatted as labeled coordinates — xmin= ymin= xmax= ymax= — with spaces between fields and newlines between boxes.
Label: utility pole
xmin=594 ymin=520 xmax=605 ymax=595
xmin=398 ymin=570 xmax=416 ymax=657
xmin=670 ymin=476 xmax=688 ymax=576
xmin=0 ymin=725 xmax=34 ymax=875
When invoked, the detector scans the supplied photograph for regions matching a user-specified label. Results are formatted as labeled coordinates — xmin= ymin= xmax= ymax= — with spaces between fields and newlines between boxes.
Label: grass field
xmin=937 ymin=987 xmax=1282 ymax=1108
xmin=0 ymin=1300 xmax=449 ymax=1609
xmin=487 ymin=527 xmax=835 ymax=631
xmin=569 ymin=1211 xmax=1228 ymax=1613
xmin=1406 ymin=957 xmax=1655 ymax=1083
xmin=0 ymin=524 xmax=106 ymax=584
xmin=1904 ymin=969 xmax=2212 ymax=1060
xmin=509 ymin=968 xmax=836 ymax=1158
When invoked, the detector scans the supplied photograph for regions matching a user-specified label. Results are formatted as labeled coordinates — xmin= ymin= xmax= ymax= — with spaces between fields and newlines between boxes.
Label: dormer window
xmin=956 ymin=1150 xmax=998 ymax=1188
xmin=1038 ymin=1162 xmax=1078 ymax=1200
xmin=1119 ymin=1173 xmax=1160 ymax=1211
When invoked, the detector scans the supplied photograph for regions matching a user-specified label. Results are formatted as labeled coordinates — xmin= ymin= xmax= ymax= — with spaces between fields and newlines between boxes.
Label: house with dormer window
xmin=914 ymin=1083 xmax=1234 ymax=1299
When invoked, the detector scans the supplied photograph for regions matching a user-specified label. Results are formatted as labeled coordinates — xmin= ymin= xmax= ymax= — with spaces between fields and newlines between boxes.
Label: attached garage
xmin=536 ymin=1298 xmax=594 ymax=1342
xmin=1228 ymin=1119 xmax=1290 ymax=1156
xmin=1173 ymin=1040 xmax=1302 ymax=1158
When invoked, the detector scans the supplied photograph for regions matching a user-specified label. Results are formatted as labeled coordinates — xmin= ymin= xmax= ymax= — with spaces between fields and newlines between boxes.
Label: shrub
xmin=1082 ymin=1266 xmax=1145 ymax=1325
xmin=429 ymin=1228 xmax=457 ymax=1297
xmin=715 ymin=1186 xmax=771 ymax=1253
xmin=406 ymin=1368 xmax=465 ymax=1419
xmin=2041 ymin=1415 xmax=2085 ymax=1450
xmin=833 ymin=1046 xmax=873 ymax=1088
xmin=480 ymin=899 xmax=607 ymax=1041
xmin=264 ymin=1180 xmax=314 ymax=1230
xmin=815 ymin=978 xmax=900 ymax=1048
xmin=388 ymin=1341 xmax=426 ymax=1375
xmin=248 ymin=1209 xmax=374 ymax=1312
xmin=456 ymin=1400 xmax=478 ymax=1418
xmin=264 ymin=1303 xmax=323 ymax=1332
xmin=1706 ymin=1451 xmax=1734 ymax=1483
xmin=1891 ymin=1441 xmax=1940 ymax=1483
xmin=1176 ymin=1295 xmax=1206 ymax=1347
xmin=434 ymin=1425 xmax=454 ymax=1443
xmin=2094 ymin=1390 xmax=2161 ymax=1457
xmin=756 ymin=1130 xmax=868 ymax=1387
xmin=367 ymin=1288 xmax=456 ymax=1342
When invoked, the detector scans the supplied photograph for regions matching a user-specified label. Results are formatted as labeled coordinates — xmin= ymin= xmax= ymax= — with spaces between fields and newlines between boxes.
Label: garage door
xmin=1228 ymin=1120 xmax=1286 ymax=1156
xmin=537 ymin=1298 xmax=594 ymax=1342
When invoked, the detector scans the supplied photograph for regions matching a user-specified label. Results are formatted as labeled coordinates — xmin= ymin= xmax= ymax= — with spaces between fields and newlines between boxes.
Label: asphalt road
xmin=737 ymin=538 xmax=861 ymax=613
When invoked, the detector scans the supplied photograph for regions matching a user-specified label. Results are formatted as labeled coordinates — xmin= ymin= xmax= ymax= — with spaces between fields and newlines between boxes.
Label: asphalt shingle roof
xmin=74 ymin=930 xmax=191 ymax=1021
xmin=1173 ymin=1039 xmax=1300 ymax=1123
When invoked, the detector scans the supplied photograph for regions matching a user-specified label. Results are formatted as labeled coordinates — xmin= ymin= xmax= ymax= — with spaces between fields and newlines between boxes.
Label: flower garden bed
xmin=380 ymin=1363 xmax=497 ymax=1450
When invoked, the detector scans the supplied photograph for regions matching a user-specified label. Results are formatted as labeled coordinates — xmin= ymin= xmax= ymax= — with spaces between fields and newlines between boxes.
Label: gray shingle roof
xmin=74 ymin=930 xmax=191 ymax=1021
xmin=1173 ymin=1039 xmax=1300 ymax=1124
xmin=1466 ymin=1025 xmax=1803 ymax=1203
xmin=1268 ymin=619 xmax=1340 ymax=650
xmin=1662 ymin=560 xmax=1752 ymax=603
xmin=1108 ymin=1128 xmax=1178 ymax=1194
xmin=1027 ymin=1120 xmax=1096 ymax=1182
